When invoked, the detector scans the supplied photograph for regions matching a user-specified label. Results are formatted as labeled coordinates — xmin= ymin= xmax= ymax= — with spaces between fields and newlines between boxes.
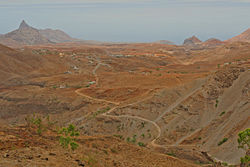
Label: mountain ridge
xmin=0 ymin=20 xmax=78 ymax=47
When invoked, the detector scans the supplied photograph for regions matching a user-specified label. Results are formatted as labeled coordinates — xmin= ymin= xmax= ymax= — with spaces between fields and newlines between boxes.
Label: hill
xmin=0 ymin=125 xmax=197 ymax=167
xmin=183 ymin=36 xmax=202 ymax=45
xmin=0 ymin=40 xmax=249 ymax=166
xmin=2 ymin=20 xmax=51 ymax=46
xmin=0 ymin=20 xmax=77 ymax=47
xmin=202 ymin=38 xmax=224 ymax=46
xmin=227 ymin=28 xmax=250 ymax=43
xmin=39 ymin=28 xmax=78 ymax=43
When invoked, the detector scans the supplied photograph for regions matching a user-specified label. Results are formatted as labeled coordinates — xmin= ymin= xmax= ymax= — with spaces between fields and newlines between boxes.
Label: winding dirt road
xmin=75 ymin=57 xmax=203 ymax=148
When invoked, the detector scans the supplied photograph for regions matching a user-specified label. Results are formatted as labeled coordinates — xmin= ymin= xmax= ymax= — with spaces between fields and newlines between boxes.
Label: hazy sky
xmin=0 ymin=0 xmax=250 ymax=44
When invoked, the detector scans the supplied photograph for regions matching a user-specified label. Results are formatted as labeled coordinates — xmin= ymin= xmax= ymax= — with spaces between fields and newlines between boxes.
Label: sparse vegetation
xmin=166 ymin=152 xmax=176 ymax=157
xmin=131 ymin=135 xmax=137 ymax=143
xmin=113 ymin=134 xmax=123 ymax=140
xmin=117 ymin=125 xmax=121 ymax=131
xmin=58 ymin=124 xmax=80 ymax=151
xmin=237 ymin=128 xmax=250 ymax=164
xmin=82 ymin=155 xmax=98 ymax=167
xmin=92 ymin=107 xmax=110 ymax=117
xmin=25 ymin=114 xmax=45 ymax=136
xmin=220 ymin=111 xmax=226 ymax=116
xmin=218 ymin=138 xmax=228 ymax=146
xmin=215 ymin=99 xmax=219 ymax=108
xmin=52 ymin=85 xmax=57 ymax=89
xmin=222 ymin=162 xmax=228 ymax=166
xmin=126 ymin=135 xmax=137 ymax=144
xmin=138 ymin=142 xmax=146 ymax=147
xmin=140 ymin=122 xmax=145 ymax=129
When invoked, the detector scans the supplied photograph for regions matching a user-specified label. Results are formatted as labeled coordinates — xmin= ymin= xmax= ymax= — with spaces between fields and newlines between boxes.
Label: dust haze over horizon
xmin=0 ymin=0 xmax=250 ymax=44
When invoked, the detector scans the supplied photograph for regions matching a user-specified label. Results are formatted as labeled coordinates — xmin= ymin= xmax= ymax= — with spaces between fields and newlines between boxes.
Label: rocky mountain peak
xmin=183 ymin=35 xmax=202 ymax=45
xmin=19 ymin=20 xmax=30 ymax=29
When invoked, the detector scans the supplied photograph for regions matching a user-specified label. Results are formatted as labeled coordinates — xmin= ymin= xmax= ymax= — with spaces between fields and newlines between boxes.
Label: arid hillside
xmin=0 ymin=125 xmax=198 ymax=167
xmin=0 ymin=40 xmax=249 ymax=166
xmin=227 ymin=28 xmax=250 ymax=43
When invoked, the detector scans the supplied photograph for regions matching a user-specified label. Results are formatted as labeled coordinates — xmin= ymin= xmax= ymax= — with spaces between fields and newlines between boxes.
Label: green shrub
xmin=166 ymin=152 xmax=176 ymax=157
xmin=240 ymin=155 xmax=250 ymax=164
xmin=222 ymin=162 xmax=228 ymax=166
xmin=140 ymin=122 xmax=145 ymax=129
xmin=238 ymin=128 xmax=250 ymax=150
xmin=131 ymin=135 xmax=137 ymax=143
xmin=58 ymin=124 xmax=79 ymax=151
xmin=138 ymin=142 xmax=146 ymax=147
xmin=25 ymin=114 xmax=44 ymax=136
xmin=113 ymin=134 xmax=123 ymax=140
xmin=215 ymin=99 xmax=219 ymax=108
xmin=238 ymin=128 xmax=250 ymax=164
xmin=220 ymin=111 xmax=226 ymax=116
xmin=218 ymin=138 xmax=228 ymax=146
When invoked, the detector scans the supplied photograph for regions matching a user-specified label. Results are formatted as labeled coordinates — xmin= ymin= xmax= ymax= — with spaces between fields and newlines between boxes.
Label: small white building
xmin=89 ymin=81 xmax=96 ymax=85
xmin=73 ymin=66 xmax=79 ymax=70
xmin=59 ymin=85 xmax=66 ymax=89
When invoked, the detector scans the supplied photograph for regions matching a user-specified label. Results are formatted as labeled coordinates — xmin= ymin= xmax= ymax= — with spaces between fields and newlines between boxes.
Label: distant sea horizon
xmin=0 ymin=0 xmax=250 ymax=44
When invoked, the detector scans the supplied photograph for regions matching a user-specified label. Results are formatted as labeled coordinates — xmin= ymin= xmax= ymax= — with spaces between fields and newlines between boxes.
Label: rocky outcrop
xmin=1 ymin=20 xmax=51 ymax=46
xmin=183 ymin=36 xmax=202 ymax=45
xmin=0 ymin=20 xmax=77 ymax=47
xmin=203 ymin=67 xmax=245 ymax=100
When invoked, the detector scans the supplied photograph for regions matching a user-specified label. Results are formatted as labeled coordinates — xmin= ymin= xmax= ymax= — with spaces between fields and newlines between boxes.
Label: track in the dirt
xmin=75 ymin=57 xmax=203 ymax=148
